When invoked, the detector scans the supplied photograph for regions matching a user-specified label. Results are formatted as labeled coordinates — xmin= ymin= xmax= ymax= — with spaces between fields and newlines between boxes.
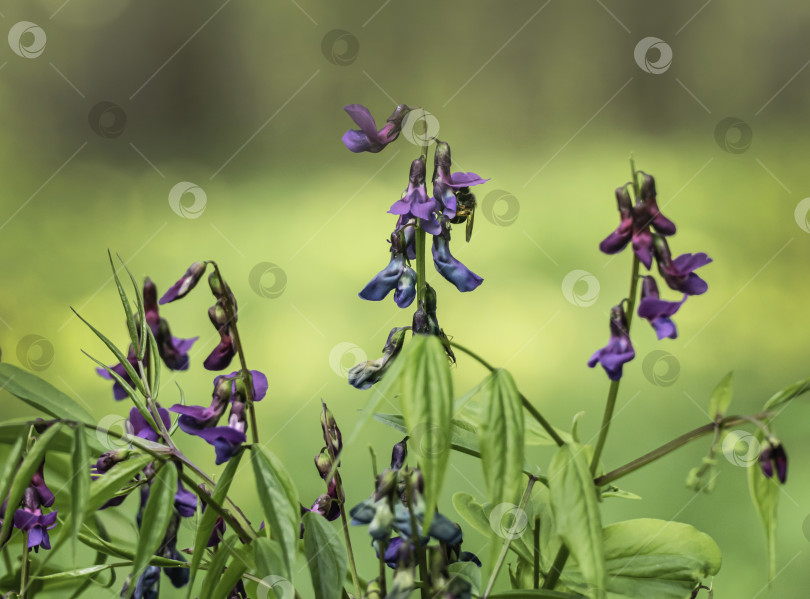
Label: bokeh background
xmin=1 ymin=0 xmax=810 ymax=596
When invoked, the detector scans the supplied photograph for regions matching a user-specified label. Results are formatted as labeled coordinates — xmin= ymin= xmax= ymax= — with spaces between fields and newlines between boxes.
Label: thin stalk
xmin=446 ymin=339 xmax=565 ymax=447
xmin=482 ymin=475 xmax=538 ymax=598
xmin=533 ymin=515 xmax=541 ymax=589
xmin=20 ymin=532 xmax=30 ymax=599
xmin=210 ymin=262 xmax=260 ymax=444
xmin=405 ymin=476 xmax=430 ymax=599
xmin=542 ymin=546 xmax=569 ymax=591
xmin=416 ymin=227 xmax=427 ymax=305
xmin=378 ymin=538 xmax=388 ymax=597
xmin=594 ymin=413 xmax=771 ymax=486
xmin=334 ymin=471 xmax=362 ymax=598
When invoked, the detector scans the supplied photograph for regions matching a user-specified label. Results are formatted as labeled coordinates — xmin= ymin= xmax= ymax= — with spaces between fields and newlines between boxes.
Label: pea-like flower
xmin=431 ymin=141 xmax=489 ymax=219
xmin=759 ymin=440 xmax=788 ymax=484
xmin=388 ymin=157 xmax=441 ymax=235
xmin=359 ymin=232 xmax=417 ymax=309
xmin=653 ymin=236 xmax=712 ymax=296
xmin=432 ymin=220 xmax=483 ymax=292
xmin=159 ymin=262 xmax=207 ymax=304
xmin=342 ymin=104 xmax=410 ymax=153
xmin=348 ymin=327 xmax=408 ymax=390
xmin=588 ymin=304 xmax=635 ymax=381
xmin=13 ymin=488 xmax=57 ymax=552
xmin=637 ymin=276 xmax=686 ymax=340
xmin=143 ymin=278 xmax=197 ymax=370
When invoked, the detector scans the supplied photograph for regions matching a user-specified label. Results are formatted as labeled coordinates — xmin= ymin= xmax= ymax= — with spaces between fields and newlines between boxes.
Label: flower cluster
xmin=2 ymin=458 xmax=57 ymax=552
xmin=349 ymin=437 xmax=480 ymax=597
xmin=97 ymin=278 xmax=197 ymax=400
xmin=300 ymin=403 xmax=345 ymax=535
xmin=589 ymin=173 xmax=712 ymax=380
xmin=342 ymin=104 xmax=488 ymax=387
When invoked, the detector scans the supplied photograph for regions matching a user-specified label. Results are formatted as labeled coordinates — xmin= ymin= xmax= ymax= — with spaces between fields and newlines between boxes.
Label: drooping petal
xmin=598 ymin=217 xmax=633 ymax=254
xmin=446 ymin=172 xmax=489 ymax=188
xmin=408 ymin=187 xmax=436 ymax=221
xmin=631 ymin=228 xmax=654 ymax=270
xmin=174 ymin=477 xmax=198 ymax=518
xmin=195 ymin=426 xmax=247 ymax=465
xmin=343 ymin=104 xmax=378 ymax=137
xmin=204 ymin=330 xmax=236 ymax=371
xmin=359 ymin=254 xmax=406 ymax=301
xmin=432 ymin=235 xmax=483 ymax=292
xmin=129 ymin=407 xmax=171 ymax=442
xmin=394 ymin=266 xmax=417 ymax=308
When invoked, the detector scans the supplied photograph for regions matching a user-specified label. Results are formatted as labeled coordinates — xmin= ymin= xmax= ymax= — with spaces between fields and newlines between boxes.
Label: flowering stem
xmin=481 ymin=475 xmax=538 ymax=598
xmin=594 ymin=412 xmax=773 ymax=486
xmin=378 ymin=537 xmax=388 ymax=596
xmin=210 ymin=262 xmax=260 ymax=445
xmin=334 ymin=471 xmax=362 ymax=598
xmin=416 ymin=226 xmax=427 ymax=305
xmin=405 ymin=475 xmax=430 ymax=599
xmin=20 ymin=532 xmax=30 ymax=599
xmin=446 ymin=339 xmax=565 ymax=447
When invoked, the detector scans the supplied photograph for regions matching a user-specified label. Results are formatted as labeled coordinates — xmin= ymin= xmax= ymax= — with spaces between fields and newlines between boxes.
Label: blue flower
xmin=588 ymin=305 xmax=635 ymax=381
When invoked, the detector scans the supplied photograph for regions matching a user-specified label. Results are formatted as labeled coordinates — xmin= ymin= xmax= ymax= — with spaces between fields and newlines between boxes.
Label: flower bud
xmin=159 ymin=262 xmax=207 ymax=304
xmin=208 ymin=271 xmax=227 ymax=299
xmin=95 ymin=449 xmax=131 ymax=474
xmin=208 ymin=302 xmax=229 ymax=329
xmin=368 ymin=501 xmax=394 ymax=540
xmin=321 ymin=401 xmax=342 ymax=455
xmin=390 ymin=437 xmax=408 ymax=470
xmin=315 ymin=450 xmax=333 ymax=479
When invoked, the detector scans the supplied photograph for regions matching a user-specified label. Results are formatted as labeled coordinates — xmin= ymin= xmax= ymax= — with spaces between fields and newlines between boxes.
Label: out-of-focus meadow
xmin=1 ymin=0 xmax=810 ymax=596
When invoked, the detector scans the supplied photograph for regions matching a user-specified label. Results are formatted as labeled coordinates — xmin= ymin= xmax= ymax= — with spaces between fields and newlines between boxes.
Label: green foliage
xmin=68 ymin=424 xmax=90 ymax=549
xmin=748 ymin=430 xmax=779 ymax=581
xmin=708 ymin=372 xmax=733 ymax=420
xmin=85 ymin=454 xmax=153 ymax=515
xmin=302 ymin=511 xmax=348 ymax=599
xmin=0 ymin=363 xmax=95 ymax=426
xmin=764 ymin=376 xmax=810 ymax=410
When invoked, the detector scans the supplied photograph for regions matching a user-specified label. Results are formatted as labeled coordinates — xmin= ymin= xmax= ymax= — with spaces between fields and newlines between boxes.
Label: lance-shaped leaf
xmin=108 ymin=250 xmax=141 ymax=360
xmin=400 ymin=334 xmax=453 ymax=529
xmin=0 ymin=435 xmax=26 ymax=525
xmin=206 ymin=544 xmax=253 ymax=599
xmin=548 ymin=444 xmax=606 ymax=599
xmin=199 ymin=536 xmax=239 ymax=599
xmin=251 ymin=446 xmax=300 ymax=579
xmin=478 ymin=369 xmax=525 ymax=508
xmin=748 ymin=429 xmax=779 ymax=581
xmin=0 ymin=423 xmax=63 ymax=544
xmin=68 ymin=424 xmax=90 ymax=549
xmin=0 ymin=363 xmax=95 ymax=426
xmin=125 ymin=463 xmax=178 ymax=598
xmin=303 ymin=511 xmax=348 ymax=599
xmin=187 ymin=449 xmax=244 ymax=594
xmin=764 ymin=376 xmax=810 ymax=410
xmin=563 ymin=518 xmax=721 ymax=598
xmin=708 ymin=372 xmax=733 ymax=420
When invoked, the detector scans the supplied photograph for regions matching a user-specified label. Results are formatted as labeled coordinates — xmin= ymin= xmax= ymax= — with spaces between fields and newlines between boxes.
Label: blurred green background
xmin=2 ymin=0 xmax=810 ymax=596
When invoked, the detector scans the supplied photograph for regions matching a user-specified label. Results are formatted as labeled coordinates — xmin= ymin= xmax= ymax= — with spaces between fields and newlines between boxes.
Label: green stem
xmin=210 ymin=262 xmax=260 ymax=444
xmin=20 ymin=532 xmax=30 ymax=599
xmin=335 ymin=471 xmax=362 ymax=598
xmin=542 ymin=546 xmax=569 ymax=591
xmin=482 ymin=475 xmax=538 ymax=598
xmin=594 ymin=412 xmax=772 ymax=486
xmin=446 ymin=339 xmax=565 ymax=447
xmin=405 ymin=476 xmax=430 ymax=599
xmin=416 ymin=226 xmax=427 ymax=305
xmin=378 ymin=537 xmax=388 ymax=597
xmin=533 ymin=515 xmax=541 ymax=589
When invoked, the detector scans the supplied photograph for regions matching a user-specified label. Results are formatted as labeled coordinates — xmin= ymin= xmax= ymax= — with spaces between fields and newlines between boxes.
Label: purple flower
xmin=359 ymin=253 xmax=417 ymax=309
xmin=653 ymin=236 xmax=712 ymax=296
xmin=637 ymin=276 xmax=687 ymax=340
xmin=159 ymin=262 xmax=207 ymax=304
xmin=759 ymin=441 xmax=788 ymax=484
xmin=13 ymin=500 xmax=57 ymax=552
xmin=388 ymin=157 xmax=441 ymax=235
xmin=203 ymin=328 xmax=236 ymax=371
xmin=431 ymin=141 xmax=489 ymax=219
xmin=432 ymin=224 xmax=483 ymax=292
xmin=599 ymin=175 xmax=676 ymax=269
xmin=143 ymin=278 xmax=198 ymax=371
xmin=342 ymin=104 xmax=410 ymax=153
xmin=588 ymin=305 xmax=635 ymax=381
xmin=174 ymin=476 xmax=197 ymax=518
xmin=128 ymin=406 xmax=171 ymax=442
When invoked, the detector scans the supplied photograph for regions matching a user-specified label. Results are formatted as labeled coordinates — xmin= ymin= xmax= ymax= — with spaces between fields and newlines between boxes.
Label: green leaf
xmin=764 ymin=376 xmax=810 ymax=410
xmin=35 ymin=563 xmax=121 ymax=581
xmin=250 ymin=446 xmax=300 ymax=579
xmin=303 ymin=512 xmax=348 ymax=599
xmin=116 ymin=253 xmax=149 ymax=362
xmin=0 ymin=423 xmax=63 ymax=544
xmin=0 ymin=363 xmax=95 ymax=425
xmin=563 ymin=518 xmax=722 ymax=599
xmin=85 ymin=454 xmax=153 ymax=515
xmin=478 ymin=369 xmax=525 ymax=508
xmin=548 ymin=443 xmax=606 ymax=599
xmin=208 ymin=545 xmax=252 ymax=599
xmin=76 ymin=531 xmax=185 ymax=567
xmin=376 ymin=413 xmax=478 ymax=460
xmin=0 ymin=434 xmax=26 ymax=523
xmin=400 ymin=334 xmax=453 ymax=529
xmin=599 ymin=486 xmax=641 ymax=501
xmin=487 ymin=591 xmax=587 ymax=598
xmin=108 ymin=250 xmax=141 ymax=360
xmin=125 ymin=463 xmax=178 ymax=598
xmin=253 ymin=536 xmax=287 ymax=577
xmin=748 ymin=430 xmax=778 ymax=581
xmin=188 ymin=449 xmax=244 ymax=594
xmin=570 ymin=412 xmax=585 ymax=444
xmin=69 ymin=424 xmax=91 ymax=549
xmin=200 ymin=537 xmax=239 ymax=599
xmin=708 ymin=372 xmax=733 ymax=420
xmin=146 ymin=325 xmax=161 ymax=399
xmin=448 ymin=561 xmax=481 ymax=596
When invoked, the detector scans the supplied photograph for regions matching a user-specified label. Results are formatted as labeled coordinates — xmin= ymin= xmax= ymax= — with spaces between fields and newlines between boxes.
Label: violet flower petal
xmin=432 ymin=235 xmax=483 ymax=292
